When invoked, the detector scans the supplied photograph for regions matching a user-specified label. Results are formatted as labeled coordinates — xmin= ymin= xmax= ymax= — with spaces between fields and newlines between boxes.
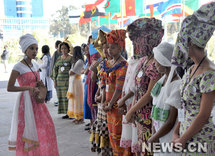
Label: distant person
xmin=50 ymin=40 xmax=62 ymax=106
xmin=52 ymin=40 xmax=74 ymax=119
xmin=39 ymin=45 xmax=53 ymax=103
xmin=67 ymin=46 xmax=84 ymax=124
xmin=1 ymin=45 xmax=9 ymax=73
xmin=7 ymin=34 xmax=59 ymax=156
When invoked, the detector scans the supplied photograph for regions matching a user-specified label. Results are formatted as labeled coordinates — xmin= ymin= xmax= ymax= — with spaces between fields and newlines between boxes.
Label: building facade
xmin=0 ymin=0 xmax=49 ymax=39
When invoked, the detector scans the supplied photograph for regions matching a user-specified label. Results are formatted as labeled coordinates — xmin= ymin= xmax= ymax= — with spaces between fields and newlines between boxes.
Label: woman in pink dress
xmin=7 ymin=34 xmax=59 ymax=156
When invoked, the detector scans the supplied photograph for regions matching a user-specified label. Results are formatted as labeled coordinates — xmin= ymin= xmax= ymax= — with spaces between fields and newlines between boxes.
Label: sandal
xmin=62 ymin=115 xmax=69 ymax=119
xmin=75 ymin=119 xmax=84 ymax=125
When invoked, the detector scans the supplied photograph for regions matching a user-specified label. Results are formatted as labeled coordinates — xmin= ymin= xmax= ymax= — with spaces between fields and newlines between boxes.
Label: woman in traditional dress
xmin=124 ymin=18 xmax=164 ymax=155
xmin=171 ymin=3 xmax=215 ymax=155
xmin=102 ymin=29 xmax=133 ymax=155
xmin=81 ymin=43 xmax=92 ymax=130
xmin=90 ymin=30 xmax=112 ymax=155
xmin=7 ymin=34 xmax=59 ymax=156
xmin=52 ymin=40 xmax=73 ymax=118
xmin=39 ymin=45 xmax=53 ymax=102
xmin=67 ymin=46 xmax=84 ymax=124
xmin=148 ymin=42 xmax=181 ymax=156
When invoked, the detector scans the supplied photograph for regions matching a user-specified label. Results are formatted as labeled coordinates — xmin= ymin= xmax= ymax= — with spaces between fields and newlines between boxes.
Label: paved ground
xmin=0 ymin=63 xmax=96 ymax=156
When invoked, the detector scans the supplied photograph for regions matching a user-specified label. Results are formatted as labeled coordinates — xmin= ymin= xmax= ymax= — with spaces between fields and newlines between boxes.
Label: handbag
xmin=24 ymin=59 xmax=47 ymax=103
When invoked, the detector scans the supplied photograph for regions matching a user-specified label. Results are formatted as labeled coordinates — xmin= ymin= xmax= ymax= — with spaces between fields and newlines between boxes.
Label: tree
xmin=50 ymin=6 xmax=78 ymax=37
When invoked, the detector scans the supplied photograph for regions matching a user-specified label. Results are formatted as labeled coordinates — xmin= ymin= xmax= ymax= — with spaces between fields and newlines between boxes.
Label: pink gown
xmin=13 ymin=62 xmax=59 ymax=156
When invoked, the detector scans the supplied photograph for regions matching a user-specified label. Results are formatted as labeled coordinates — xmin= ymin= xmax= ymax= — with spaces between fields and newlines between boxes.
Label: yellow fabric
xmin=75 ymin=75 xmax=81 ymax=80
xmin=66 ymin=92 xmax=74 ymax=99
xmin=67 ymin=111 xmax=83 ymax=120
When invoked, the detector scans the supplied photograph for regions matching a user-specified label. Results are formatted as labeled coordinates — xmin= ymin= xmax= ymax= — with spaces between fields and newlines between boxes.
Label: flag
xmin=105 ymin=0 xmax=121 ymax=13
xmin=140 ymin=2 xmax=163 ymax=18
xmin=79 ymin=12 xmax=91 ymax=25
xmin=96 ymin=14 xmax=118 ymax=25
xmin=125 ymin=0 xmax=136 ymax=16
xmin=157 ymin=0 xmax=182 ymax=18
xmin=83 ymin=4 xmax=106 ymax=18
xmin=135 ymin=0 xmax=143 ymax=16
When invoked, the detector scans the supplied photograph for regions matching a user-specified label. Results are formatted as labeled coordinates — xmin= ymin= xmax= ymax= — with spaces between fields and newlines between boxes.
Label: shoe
xmin=69 ymin=117 xmax=74 ymax=120
xmin=84 ymin=127 xmax=90 ymax=131
xmin=85 ymin=123 xmax=90 ymax=127
xmin=54 ymin=102 xmax=58 ymax=106
xmin=62 ymin=115 xmax=69 ymax=119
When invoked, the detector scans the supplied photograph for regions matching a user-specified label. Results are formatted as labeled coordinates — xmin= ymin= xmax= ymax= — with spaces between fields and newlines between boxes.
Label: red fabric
xmin=16 ymin=72 xmax=59 ymax=156
xmin=106 ymin=29 xmax=126 ymax=50
xmin=149 ymin=4 xmax=154 ymax=18
xmin=125 ymin=0 xmax=136 ymax=16
xmin=79 ymin=16 xmax=91 ymax=25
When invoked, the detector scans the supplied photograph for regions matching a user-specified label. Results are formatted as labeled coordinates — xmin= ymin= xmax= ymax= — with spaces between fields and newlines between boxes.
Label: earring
xmin=24 ymin=55 xmax=28 ymax=59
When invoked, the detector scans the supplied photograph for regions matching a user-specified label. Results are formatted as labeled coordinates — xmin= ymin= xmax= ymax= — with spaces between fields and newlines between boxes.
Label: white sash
xmin=8 ymin=91 xmax=39 ymax=151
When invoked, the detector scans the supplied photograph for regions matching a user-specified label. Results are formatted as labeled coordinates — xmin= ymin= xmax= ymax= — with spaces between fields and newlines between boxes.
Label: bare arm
xmin=118 ymin=90 xmax=134 ymax=108
xmin=148 ymin=106 xmax=178 ymax=143
xmin=7 ymin=70 xmax=33 ymax=92
xmin=174 ymin=91 xmax=215 ymax=147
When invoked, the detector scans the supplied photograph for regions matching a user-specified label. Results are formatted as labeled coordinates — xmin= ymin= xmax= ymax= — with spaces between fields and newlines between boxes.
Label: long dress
xmin=103 ymin=60 xmax=133 ymax=156
xmin=180 ymin=68 xmax=215 ymax=155
xmin=151 ymin=75 xmax=181 ymax=156
xmin=10 ymin=61 xmax=59 ymax=156
xmin=90 ymin=60 xmax=112 ymax=156
xmin=67 ymin=59 xmax=84 ymax=119
xmin=83 ymin=59 xmax=92 ymax=119
xmin=39 ymin=54 xmax=53 ymax=101
xmin=120 ymin=57 xmax=139 ymax=153
xmin=52 ymin=56 xmax=73 ymax=114
xmin=133 ymin=56 xmax=160 ymax=155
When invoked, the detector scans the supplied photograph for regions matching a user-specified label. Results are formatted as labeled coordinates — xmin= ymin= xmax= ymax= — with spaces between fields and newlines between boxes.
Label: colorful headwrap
xmin=127 ymin=18 xmax=164 ymax=57
xmin=172 ymin=2 xmax=215 ymax=68
xmin=106 ymin=29 xmax=126 ymax=51
xmin=93 ymin=30 xmax=108 ymax=57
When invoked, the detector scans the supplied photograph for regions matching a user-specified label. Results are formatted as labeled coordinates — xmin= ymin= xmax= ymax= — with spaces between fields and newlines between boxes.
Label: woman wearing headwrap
xmin=90 ymin=30 xmax=112 ymax=155
xmin=171 ymin=3 xmax=215 ymax=155
xmin=7 ymin=34 xmax=59 ymax=156
xmin=148 ymin=42 xmax=181 ymax=156
xmin=123 ymin=18 xmax=164 ymax=155
xmin=52 ymin=40 xmax=74 ymax=118
xmin=102 ymin=29 xmax=133 ymax=155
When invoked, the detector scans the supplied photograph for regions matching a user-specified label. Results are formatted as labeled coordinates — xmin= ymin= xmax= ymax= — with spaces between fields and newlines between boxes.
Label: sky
xmin=43 ymin=0 xmax=97 ymax=18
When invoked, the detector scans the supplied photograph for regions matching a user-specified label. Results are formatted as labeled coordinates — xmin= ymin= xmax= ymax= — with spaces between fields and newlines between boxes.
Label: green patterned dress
xmin=180 ymin=68 xmax=215 ymax=155
xmin=52 ymin=55 xmax=73 ymax=114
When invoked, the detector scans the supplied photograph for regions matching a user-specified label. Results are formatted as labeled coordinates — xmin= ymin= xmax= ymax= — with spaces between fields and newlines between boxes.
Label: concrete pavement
xmin=0 ymin=63 xmax=96 ymax=156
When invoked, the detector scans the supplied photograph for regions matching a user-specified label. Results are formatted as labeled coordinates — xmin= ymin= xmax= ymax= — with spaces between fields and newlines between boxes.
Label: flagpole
xmin=98 ymin=16 xmax=100 ymax=27
xmin=89 ymin=21 xmax=92 ymax=35
xmin=108 ymin=13 xmax=111 ymax=29
xmin=121 ymin=0 xmax=123 ymax=28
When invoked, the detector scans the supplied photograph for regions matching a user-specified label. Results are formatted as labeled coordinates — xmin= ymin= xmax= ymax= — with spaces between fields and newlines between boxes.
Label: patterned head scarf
xmin=106 ymin=29 xmax=126 ymax=51
xmin=172 ymin=2 xmax=215 ymax=67
xmin=127 ymin=18 xmax=164 ymax=57
xmin=93 ymin=30 xmax=108 ymax=58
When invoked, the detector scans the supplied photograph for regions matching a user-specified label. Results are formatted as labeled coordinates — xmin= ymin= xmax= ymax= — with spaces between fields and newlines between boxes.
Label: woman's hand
xmin=117 ymin=98 xmax=125 ymax=108
xmin=125 ymin=110 xmax=135 ymax=123
xmin=103 ymin=103 xmax=112 ymax=112
xmin=118 ymin=104 xmax=127 ymax=115
xmin=172 ymin=137 xmax=186 ymax=149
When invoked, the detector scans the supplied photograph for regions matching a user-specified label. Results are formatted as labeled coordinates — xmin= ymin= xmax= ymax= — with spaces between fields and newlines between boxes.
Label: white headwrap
xmin=19 ymin=34 xmax=38 ymax=53
xmin=153 ymin=42 xmax=174 ymax=67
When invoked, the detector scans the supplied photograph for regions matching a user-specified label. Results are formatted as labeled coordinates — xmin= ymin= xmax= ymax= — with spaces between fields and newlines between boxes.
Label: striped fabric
xmin=52 ymin=56 xmax=73 ymax=114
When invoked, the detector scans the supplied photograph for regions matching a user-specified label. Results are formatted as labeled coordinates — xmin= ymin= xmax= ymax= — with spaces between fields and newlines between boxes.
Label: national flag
xmin=83 ymin=4 xmax=106 ymax=18
xmin=157 ymin=0 xmax=182 ymax=18
xmin=125 ymin=0 xmax=136 ymax=16
xmin=105 ymin=0 xmax=121 ymax=13
xmin=79 ymin=12 xmax=91 ymax=25
xmin=135 ymin=0 xmax=143 ymax=16
xmin=96 ymin=14 xmax=118 ymax=25
xmin=142 ymin=2 xmax=163 ymax=18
